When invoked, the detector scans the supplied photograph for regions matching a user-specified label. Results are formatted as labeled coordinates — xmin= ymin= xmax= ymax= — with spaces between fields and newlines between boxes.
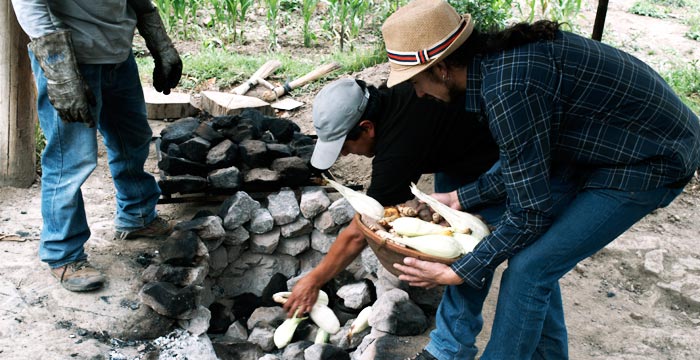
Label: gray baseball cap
xmin=310 ymin=78 xmax=370 ymax=170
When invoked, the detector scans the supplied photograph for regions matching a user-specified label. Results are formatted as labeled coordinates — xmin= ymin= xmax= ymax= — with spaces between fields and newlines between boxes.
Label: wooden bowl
xmin=354 ymin=214 xmax=458 ymax=277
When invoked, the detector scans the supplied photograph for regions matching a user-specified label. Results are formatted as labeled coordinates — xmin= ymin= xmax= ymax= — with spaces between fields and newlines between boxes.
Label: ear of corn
xmin=390 ymin=217 xmax=453 ymax=237
xmin=314 ymin=328 xmax=329 ymax=344
xmin=310 ymin=303 xmax=341 ymax=334
xmin=348 ymin=306 xmax=372 ymax=338
xmin=391 ymin=234 xmax=463 ymax=258
xmin=323 ymin=175 xmax=385 ymax=220
xmin=274 ymin=310 xmax=306 ymax=349
xmin=452 ymin=232 xmax=481 ymax=254
xmin=410 ymin=183 xmax=490 ymax=239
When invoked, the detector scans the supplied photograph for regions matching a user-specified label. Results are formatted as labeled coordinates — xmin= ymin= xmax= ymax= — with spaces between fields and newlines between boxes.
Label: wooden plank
xmin=143 ymin=87 xmax=199 ymax=120
xmin=0 ymin=3 xmax=36 ymax=187
xmin=200 ymin=91 xmax=273 ymax=117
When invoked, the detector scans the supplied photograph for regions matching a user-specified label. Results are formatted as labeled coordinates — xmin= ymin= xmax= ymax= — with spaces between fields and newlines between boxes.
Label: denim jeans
xmin=30 ymin=51 xmax=161 ymax=268
xmin=426 ymin=171 xmax=686 ymax=360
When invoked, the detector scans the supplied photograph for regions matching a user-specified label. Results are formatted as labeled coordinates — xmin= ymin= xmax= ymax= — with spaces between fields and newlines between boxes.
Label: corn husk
xmin=391 ymin=234 xmax=463 ymax=259
xmin=310 ymin=303 xmax=341 ymax=334
xmin=452 ymin=232 xmax=481 ymax=254
xmin=409 ymin=183 xmax=490 ymax=239
xmin=390 ymin=217 xmax=453 ymax=237
xmin=274 ymin=310 xmax=306 ymax=349
xmin=324 ymin=175 xmax=384 ymax=220
xmin=348 ymin=306 xmax=373 ymax=338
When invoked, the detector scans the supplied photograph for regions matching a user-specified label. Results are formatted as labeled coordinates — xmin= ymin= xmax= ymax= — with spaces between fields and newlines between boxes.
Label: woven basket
xmin=354 ymin=214 xmax=458 ymax=277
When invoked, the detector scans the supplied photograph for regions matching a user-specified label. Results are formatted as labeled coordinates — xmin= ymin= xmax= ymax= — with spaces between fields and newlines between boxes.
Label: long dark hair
xmin=444 ymin=20 xmax=561 ymax=66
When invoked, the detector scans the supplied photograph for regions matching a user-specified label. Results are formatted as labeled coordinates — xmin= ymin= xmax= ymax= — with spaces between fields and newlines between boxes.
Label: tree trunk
xmin=0 ymin=2 xmax=37 ymax=187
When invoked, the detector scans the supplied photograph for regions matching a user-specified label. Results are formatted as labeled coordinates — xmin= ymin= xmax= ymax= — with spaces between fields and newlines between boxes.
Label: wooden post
xmin=1 ymin=2 xmax=37 ymax=187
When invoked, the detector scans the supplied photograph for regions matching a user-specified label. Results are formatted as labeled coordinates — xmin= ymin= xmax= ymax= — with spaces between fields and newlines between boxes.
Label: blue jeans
xmin=426 ymin=172 xmax=685 ymax=359
xmin=31 ymin=52 xmax=161 ymax=268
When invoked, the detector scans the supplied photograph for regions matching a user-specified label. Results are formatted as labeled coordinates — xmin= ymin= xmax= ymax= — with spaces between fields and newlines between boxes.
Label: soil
xmin=2 ymin=0 xmax=700 ymax=359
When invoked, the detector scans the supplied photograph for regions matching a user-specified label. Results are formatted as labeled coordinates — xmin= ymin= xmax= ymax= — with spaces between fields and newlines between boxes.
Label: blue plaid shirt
xmin=452 ymin=31 xmax=700 ymax=288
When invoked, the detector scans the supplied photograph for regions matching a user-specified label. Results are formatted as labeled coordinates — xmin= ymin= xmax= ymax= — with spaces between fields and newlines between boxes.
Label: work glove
xmin=28 ymin=30 xmax=96 ymax=127
xmin=136 ymin=9 xmax=182 ymax=95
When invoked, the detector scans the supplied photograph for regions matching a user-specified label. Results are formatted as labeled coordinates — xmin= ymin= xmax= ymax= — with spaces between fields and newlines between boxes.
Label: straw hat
xmin=381 ymin=0 xmax=474 ymax=87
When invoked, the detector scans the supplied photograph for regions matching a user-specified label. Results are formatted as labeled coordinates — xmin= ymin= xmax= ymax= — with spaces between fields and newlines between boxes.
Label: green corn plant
xmin=224 ymin=0 xmax=239 ymax=41
xmin=240 ymin=0 xmax=254 ymax=21
xmin=302 ymin=0 xmax=318 ymax=47
xmin=266 ymin=0 xmax=281 ymax=49
xmin=153 ymin=0 xmax=176 ymax=32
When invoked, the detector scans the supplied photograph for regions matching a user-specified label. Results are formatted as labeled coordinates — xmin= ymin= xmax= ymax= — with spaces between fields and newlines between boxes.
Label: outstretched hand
xmin=283 ymin=275 xmax=321 ymax=317
xmin=394 ymin=257 xmax=463 ymax=288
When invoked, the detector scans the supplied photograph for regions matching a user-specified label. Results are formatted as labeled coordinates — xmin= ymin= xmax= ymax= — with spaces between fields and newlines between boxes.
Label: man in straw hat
xmin=282 ymin=77 xmax=499 ymax=317
xmin=380 ymin=0 xmax=700 ymax=359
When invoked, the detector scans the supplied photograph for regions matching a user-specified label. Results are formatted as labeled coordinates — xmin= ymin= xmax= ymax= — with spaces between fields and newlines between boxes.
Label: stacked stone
xmin=157 ymin=109 xmax=317 ymax=195
xmin=138 ymin=187 xmax=443 ymax=359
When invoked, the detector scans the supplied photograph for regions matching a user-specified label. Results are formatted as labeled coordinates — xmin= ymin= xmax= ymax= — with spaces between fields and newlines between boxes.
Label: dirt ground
xmin=2 ymin=0 xmax=700 ymax=359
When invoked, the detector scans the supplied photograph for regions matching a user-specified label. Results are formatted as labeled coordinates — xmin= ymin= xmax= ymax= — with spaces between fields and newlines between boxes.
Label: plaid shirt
xmin=452 ymin=31 xmax=700 ymax=288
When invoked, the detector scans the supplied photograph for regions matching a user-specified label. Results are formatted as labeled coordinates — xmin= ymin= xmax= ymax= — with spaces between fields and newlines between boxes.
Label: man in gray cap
xmin=282 ymin=77 xmax=499 ymax=315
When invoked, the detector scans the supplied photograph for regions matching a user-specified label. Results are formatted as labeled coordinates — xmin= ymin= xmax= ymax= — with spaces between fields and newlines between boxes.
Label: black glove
xmin=136 ymin=9 xmax=182 ymax=95
xmin=28 ymin=30 xmax=96 ymax=127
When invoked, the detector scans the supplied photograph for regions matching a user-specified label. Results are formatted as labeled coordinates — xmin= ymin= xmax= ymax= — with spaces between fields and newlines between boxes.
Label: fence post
xmin=0 ymin=2 xmax=37 ymax=187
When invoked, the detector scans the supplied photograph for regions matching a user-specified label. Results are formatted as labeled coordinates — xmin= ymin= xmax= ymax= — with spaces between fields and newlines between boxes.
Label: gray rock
xmin=299 ymin=249 xmax=325 ymax=274
xmin=369 ymin=288 xmax=428 ymax=336
xmin=644 ymin=249 xmax=665 ymax=275
xmin=208 ymin=245 xmax=228 ymax=277
xmin=259 ymin=354 xmax=281 ymax=360
xmin=140 ymin=263 xmax=208 ymax=287
xmin=360 ymin=246 xmax=380 ymax=276
xmin=270 ymin=156 xmax=310 ymax=186
xmin=311 ymin=229 xmax=336 ymax=254
xmin=239 ymin=139 xmax=269 ymax=168
xmin=243 ymin=168 xmax=280 ymax=187
xmin=159 ymin=155 xmax=208 ymax=176
xmin=280 ymin=217 xmax=313 ymax=238
xmin=226 ymin=243 xmax=244 ymax=264
xmin=248 ymin=208 xmax=275 ymax=234
xmin=222 ymin=321 xmax=248 ymax=343
xmin=219 ymin=191 xmax=261 ymax=230
xmin=174 ymin=215 xmax=225 ymax=246
xmin=154 ymin=329 xmax=218 ymax=360
xmin=328 ymin=198 xmax=356 ymax=225
xmin=300 ymin=186 xmax=332 ymax=219
xmin=337 ymin=282 xmax=372 ymax=310
xmin=247 ymin=326 xmax=276 ymax=352
xmin=208 ymin=166 xmax=242 ymax=190
xmin=160 ymin=117 xmax=199 ymax=149
xmin=224 ymin=226 xmax=250 ymax=246
xmin=276 ymin=253 xmax=300 ymax=279
xmin=250 ymin=227 xmax=281 ymax=254
xmin=313 ymin=211 xmax=340 ymax=234
xmin=267 ymin=189 xmax=301 ymax=225
xmin=159 ymin=230 xmax=201 ymax=266
xmin=266 ymin=143 xmax=292 ymax=158
xmin=217 ymin=252 xmax=284 ymax=297
xmin=212 ymin=342 xmax=262 ymax=360
xmin=206 ymin=139 xmax=238 ymax=168
xmin=304 ymin=343 xmax=350 ymax=360
xmin=247 ymin=306 xmax=287 ymax=329
xmin=178 ymin=306 xmax=211 ymax=336
xmin=179 ymin=136 xmax=211 ymax=163
xmin=138 ymin=282 xmax=200 ymax=319
xmin=158 ymin=174 xmax=207 ymax=195
xmin=283 ymin=340 xmax=314 ymax=360
xmin=276 ymin=234 xmax=310 ymax=256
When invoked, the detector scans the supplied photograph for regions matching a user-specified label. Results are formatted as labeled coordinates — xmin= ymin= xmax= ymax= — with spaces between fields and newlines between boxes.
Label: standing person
xmin=380 ymin=0 xmax=700 ymax=359
xmin=282 ymin=78 xmax=500 ymax=315
xmin=11 ymin=0 xmax=182 ymax=292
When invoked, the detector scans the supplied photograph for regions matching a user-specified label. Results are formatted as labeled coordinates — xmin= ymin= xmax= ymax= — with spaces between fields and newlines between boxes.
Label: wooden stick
xmin=231 ymin=59 xmax=282 ymax=95
xmin=261 ymin=62 xmax=340 ymax=102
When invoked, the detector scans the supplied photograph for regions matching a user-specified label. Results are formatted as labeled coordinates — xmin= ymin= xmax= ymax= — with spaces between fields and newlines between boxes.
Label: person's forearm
xmin=306 ymin=220 xmax=368 ymax=285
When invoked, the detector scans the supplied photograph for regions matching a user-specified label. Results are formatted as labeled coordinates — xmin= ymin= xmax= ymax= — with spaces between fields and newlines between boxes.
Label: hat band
xmin=386 ymin=18 xmax=467 ymax=66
